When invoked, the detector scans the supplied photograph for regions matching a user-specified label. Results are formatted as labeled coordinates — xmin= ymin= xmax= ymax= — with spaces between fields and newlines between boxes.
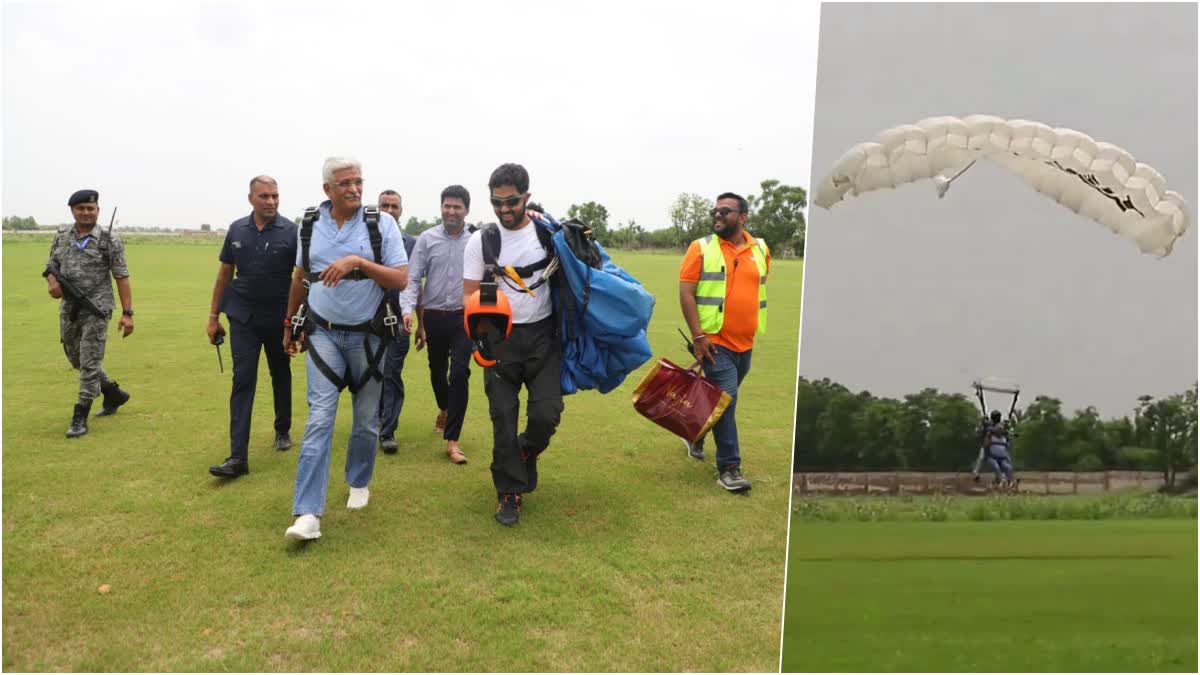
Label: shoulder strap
xmin=535 ymin=220 xmax=553 ymax=254
xmin=363 ymin=205 xmax=382 ymax=264
xmin=481 ymin=224 xmax=501 ymax=282
xmin=301 ymin=207 xmax=319 ymax=273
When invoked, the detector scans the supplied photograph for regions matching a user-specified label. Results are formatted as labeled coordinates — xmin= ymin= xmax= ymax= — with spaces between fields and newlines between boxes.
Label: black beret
xmin=68 ymin=189 xmax=99 ymax=207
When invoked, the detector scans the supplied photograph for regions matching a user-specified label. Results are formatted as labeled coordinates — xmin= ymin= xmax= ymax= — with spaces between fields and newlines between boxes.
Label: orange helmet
xmin=463 ymin=284 xmax=513 ymax=367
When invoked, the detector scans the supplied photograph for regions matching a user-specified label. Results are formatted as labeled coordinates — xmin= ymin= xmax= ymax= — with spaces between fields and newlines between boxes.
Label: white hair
xmin=322 ymin=156 xmax=362 ymax=184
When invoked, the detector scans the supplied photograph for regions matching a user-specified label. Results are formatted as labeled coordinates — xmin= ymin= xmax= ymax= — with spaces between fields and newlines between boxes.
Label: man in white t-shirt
xmin=462 ymin=163 xmax=563 ymax=526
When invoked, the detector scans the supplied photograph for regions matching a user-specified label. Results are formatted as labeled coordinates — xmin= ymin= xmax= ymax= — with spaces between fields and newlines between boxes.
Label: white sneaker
xmin=347 ymin=486 xmax=370 ymax=509
xmin=285 ymin=514 xmax=321 ymax=541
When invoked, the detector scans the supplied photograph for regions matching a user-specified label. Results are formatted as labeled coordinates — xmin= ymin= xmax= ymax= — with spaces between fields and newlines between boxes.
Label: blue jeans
xmin=292 ymin=327 xmax=384 ymax=517
xmin=377 ymin=330 xmax=410 ymax=440
xmin=986 ymin=447 xmax=1015 ymax=482
xmin=701 ymin=345 xmax=753 ymax=471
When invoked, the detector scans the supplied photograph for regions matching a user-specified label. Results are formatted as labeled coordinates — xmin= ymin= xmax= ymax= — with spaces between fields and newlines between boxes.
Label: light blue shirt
xmin=295 ymin=201 xmax=408 ymax=325
xmin=398 ymin=224 xmax=471 ymax=315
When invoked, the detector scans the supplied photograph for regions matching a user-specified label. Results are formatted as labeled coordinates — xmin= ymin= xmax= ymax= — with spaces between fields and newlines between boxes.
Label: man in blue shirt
xmin=282 ymin=158 xmax=408 ymax=542
xmin=207 ymin=176 xmax=298 ymax=478
xmin=399 ymin=185 xmax=474 ymax=465
xmin=376 ymin=189 xmax=418 ymax=455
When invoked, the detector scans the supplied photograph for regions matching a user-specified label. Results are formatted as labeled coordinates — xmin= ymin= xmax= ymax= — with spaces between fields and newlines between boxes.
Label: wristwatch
xmin=122 ymin=309 xmax=134 ymax=317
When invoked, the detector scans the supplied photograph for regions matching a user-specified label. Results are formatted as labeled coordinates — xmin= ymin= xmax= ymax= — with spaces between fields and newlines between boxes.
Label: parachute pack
xmin=481 ymin=212 xmax=655 ymax=395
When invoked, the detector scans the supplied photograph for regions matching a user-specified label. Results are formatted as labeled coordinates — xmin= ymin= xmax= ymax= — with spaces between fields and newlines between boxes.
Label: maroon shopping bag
xmin=631 ymin=357 xmax=732 ymax=444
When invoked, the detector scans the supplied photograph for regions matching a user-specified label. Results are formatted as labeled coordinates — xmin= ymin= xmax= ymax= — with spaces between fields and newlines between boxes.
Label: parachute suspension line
xmin=935 ymin=159 xmax=978 ymax=198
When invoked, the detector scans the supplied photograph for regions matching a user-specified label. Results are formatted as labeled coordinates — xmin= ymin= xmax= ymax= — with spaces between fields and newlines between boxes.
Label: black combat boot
xmin=65 ymin=401 xmax=91 ymax=438
xmin=95 ymin=380 xmax=130 ymax=417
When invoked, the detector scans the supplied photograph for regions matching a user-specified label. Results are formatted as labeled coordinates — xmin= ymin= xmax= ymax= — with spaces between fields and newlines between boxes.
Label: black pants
xmin=378 ymin=330 xmax=410 ymax=440
xmin=423 ymin=309 xmax=473 ymax=441
xmin=484 ymin=317 xmax=563 ymax=494
xmin=229 ymin=313 xmax=291 ymax=461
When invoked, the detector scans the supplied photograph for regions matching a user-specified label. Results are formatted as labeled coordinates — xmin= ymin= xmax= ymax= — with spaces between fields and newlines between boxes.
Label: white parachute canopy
xmin=813 ymin=115 xmax=1191 ymax=257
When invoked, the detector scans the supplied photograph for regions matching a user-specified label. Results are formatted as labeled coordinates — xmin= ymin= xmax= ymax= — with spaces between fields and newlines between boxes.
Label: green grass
xmin=792 ymin=492 xmax=1200 ymax=522
xmin=2 ymin=238 xmax=802 ymax=672
xmin=781 ymin=517 xmax=1198 ymax=672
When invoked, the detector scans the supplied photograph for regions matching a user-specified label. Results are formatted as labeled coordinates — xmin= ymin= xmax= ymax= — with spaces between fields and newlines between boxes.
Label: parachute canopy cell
xmin=813 ymin=114 xmax=1191 ymax=256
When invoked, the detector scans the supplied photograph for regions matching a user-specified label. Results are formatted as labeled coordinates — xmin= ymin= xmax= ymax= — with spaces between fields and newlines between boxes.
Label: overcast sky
xmin=800 ymin=2 xmax=1197 ymax=418
xmin=2 ymin=0 xmax=816 ymax=230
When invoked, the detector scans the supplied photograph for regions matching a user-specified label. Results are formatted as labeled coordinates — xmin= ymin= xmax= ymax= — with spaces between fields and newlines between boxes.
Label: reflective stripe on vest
xmin=694 ymin=233 xmax=768 ymax=335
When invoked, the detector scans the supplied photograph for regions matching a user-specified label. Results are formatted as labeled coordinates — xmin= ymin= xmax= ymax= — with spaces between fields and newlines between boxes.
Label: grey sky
xmin=800 ymin=2 xmax=1197 ymax=418
xmin=2 ymin=0 xmax=815 ymax=230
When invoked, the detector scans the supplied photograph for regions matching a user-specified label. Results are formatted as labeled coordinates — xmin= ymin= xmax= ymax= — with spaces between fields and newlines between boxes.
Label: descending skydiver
xmin=973 ymin=410 xmax=1017 ymax=490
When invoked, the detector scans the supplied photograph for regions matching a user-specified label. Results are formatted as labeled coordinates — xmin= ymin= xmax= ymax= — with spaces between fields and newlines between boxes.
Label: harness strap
xmin=305 ymin=325 xmax=388 ymax=393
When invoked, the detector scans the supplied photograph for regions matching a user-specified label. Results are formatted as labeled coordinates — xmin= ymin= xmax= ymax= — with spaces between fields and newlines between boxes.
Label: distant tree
xmin=608 ymin=219 xmax=646 ymax=250
xmin=566 ymin=201 xmax=610 ymax=243
xmin=746 ymin=179 xmax=807 ymax=257
xmin=1013 ymin=396 xmax=1066 ymax=470
xmin=1134 ymin=384 xmax=1198 ymax=490
xmin=3 ymin=215 xmax=39 ymax=230
xmin=669 ymin=193 xmax=711 ymax=247
xmin=404 ymin=216 xmax=440 ymax=236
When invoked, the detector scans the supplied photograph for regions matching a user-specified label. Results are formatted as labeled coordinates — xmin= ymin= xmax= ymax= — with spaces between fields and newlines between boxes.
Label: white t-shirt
xmin=463 ymin=221 xmax=553 ymax=324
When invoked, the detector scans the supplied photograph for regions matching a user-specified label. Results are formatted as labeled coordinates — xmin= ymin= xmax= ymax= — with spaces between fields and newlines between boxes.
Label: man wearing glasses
xmin=678 ymin=192 xmax=770 ymax=493
xmin=375 ymin=189 xmax=417 ymax=455
xmin=461 ymin=163 xmax=563 ymax=526
xmin=399 ymin=185 xmax=474 ymax=465
xmin=282 ymin=157 xmax=409 ymax=541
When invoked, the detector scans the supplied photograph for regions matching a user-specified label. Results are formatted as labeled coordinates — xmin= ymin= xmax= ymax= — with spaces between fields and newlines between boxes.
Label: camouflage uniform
xmin=47 ymin=225 xmax=129 ymax=403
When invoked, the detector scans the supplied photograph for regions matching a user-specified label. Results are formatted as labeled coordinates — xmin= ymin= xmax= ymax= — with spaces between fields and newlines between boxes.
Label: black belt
xmin=308 ymin=310 xmax=373 ymax=333
xmin=422 ymin=308 xmax=463 ymax=316
xmin=305 ymin=270 xmax=370 ymax=283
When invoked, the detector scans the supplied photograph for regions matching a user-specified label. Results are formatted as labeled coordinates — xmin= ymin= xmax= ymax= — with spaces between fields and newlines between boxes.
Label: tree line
xmin=3 ymin=215 xmax=41 ymax=230
xmin=793 ymin=377 xmax=1198 ymax=490
xmin=400 ymin=179 xmax=807 ymax=257
xmin=8 ymin=178 xmax=807 ymax=256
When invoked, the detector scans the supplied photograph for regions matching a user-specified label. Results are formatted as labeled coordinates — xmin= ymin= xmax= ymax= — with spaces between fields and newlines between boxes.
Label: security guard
xmin=207 ymin=176 xmax=298 ymax=478
xmin=43 ymin=189 xmax=135 ymax=438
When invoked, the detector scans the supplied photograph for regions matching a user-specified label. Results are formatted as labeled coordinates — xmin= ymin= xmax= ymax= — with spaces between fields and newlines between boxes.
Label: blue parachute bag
xmin=531 ymin=212 xmax=655 ymax=395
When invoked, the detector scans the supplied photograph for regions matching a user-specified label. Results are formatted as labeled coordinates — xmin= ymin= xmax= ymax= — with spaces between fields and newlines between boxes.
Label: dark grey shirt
xmin=399 ymin=225 xmax=471 ymax=314
xmin=218 ymin=213 xmax=298 ymax=323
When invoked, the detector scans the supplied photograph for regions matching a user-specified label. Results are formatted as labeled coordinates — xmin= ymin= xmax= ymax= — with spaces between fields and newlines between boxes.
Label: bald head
xmin=249 ymin=175 xmax=277 ymax=191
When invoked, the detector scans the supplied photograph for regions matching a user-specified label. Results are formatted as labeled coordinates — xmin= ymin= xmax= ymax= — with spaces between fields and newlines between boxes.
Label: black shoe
xmin=495 ymin=493 xmax=522 ymax=526
xmin=65 ymin=402 xmax=91 ymax=438
xmin=683 ymin=435 xmax=705 ymax=461
xmin=94 ymin=381 xmax=130 ymax=417
xmin=717 ymin=465 xmax=752 ymax=492
xmin=274 ymin=432 xmax=292 ymax=451
xmin=209 ymin=458 xmax=249 ymax=478
xmin=379 ymin=437 xmax=398 ymax=454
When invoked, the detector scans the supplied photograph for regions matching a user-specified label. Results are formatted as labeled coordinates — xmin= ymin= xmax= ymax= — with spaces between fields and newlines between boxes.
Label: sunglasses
xmin=490 ymin=194 xmax=525 ymax=208
xmin=710 ymin=207 xmax=740 ymax=218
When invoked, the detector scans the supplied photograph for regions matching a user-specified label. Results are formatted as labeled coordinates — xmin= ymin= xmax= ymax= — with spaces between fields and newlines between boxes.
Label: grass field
xmin=2 ymin=236 xmax=801 ymax=672
xmin=781 ymin=497 xmax=1198 ymax=672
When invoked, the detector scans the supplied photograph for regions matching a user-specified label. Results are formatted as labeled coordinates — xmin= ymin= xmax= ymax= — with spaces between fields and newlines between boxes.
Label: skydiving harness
xmin=473 ymin=221 xmax=565 ymax=367
xmin=291 ymin=205 xmax=399 ymax=393
xmin=479 ymin=222 xmax=560 ymax=297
